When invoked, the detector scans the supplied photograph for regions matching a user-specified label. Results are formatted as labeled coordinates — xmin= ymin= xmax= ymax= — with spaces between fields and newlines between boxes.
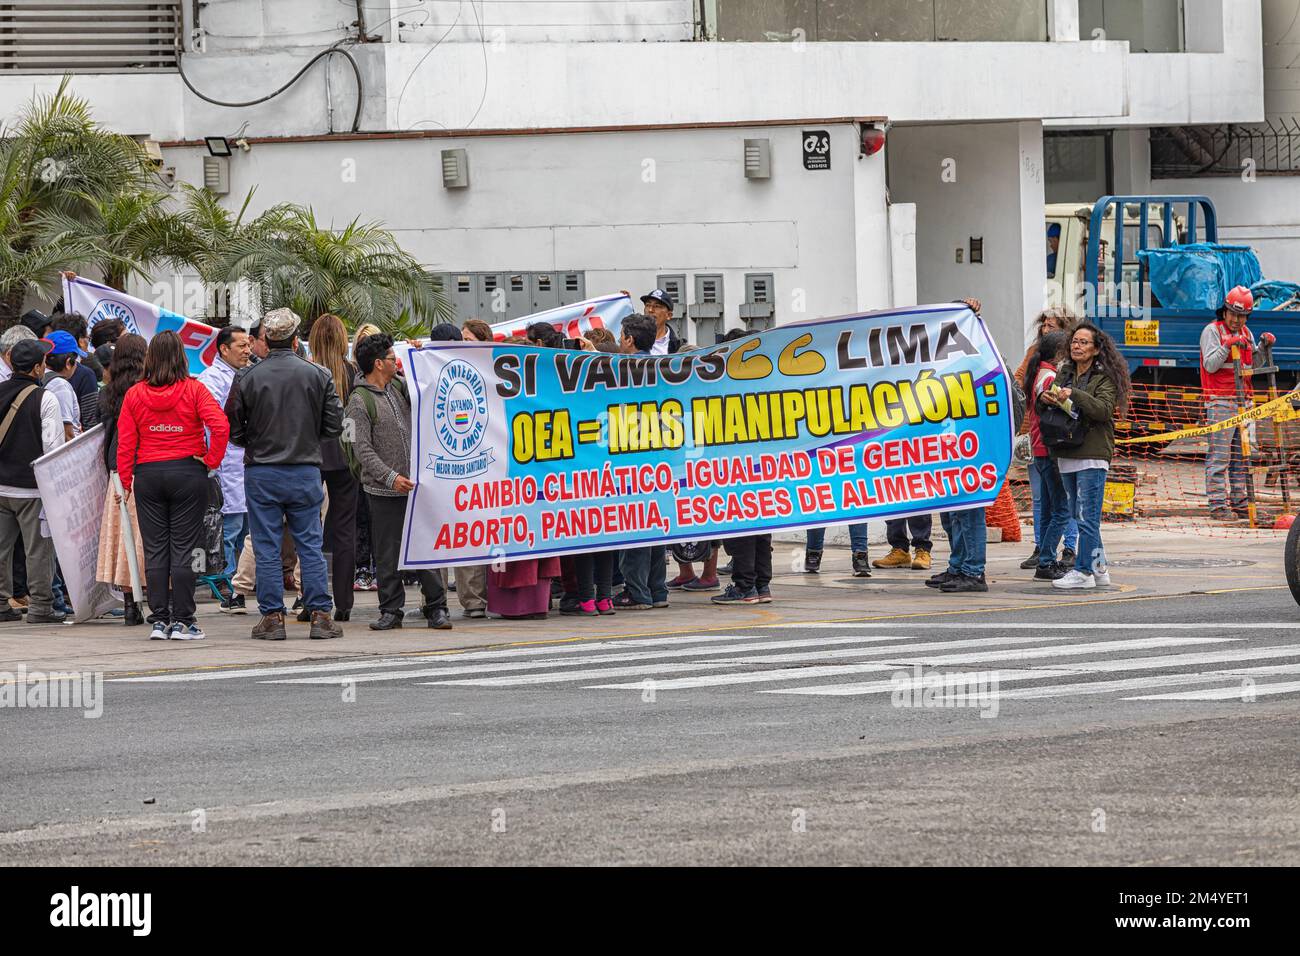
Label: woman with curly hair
xmin=1041 ymin=321 xmax=1131 ymax=591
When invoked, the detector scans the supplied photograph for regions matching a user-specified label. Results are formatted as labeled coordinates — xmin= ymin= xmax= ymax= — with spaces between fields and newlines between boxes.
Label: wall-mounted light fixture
xmin=442 ymin=148 xmax=470 ymax=189
xmin=859 ymin=124 xmax=886 ymax=157
xmin=744 ymin=138 xmax=771 ymax=179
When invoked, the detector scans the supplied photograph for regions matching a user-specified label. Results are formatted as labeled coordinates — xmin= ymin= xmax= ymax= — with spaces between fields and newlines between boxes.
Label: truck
xmin=1046 ymin=194 xmax=1300 ymax=388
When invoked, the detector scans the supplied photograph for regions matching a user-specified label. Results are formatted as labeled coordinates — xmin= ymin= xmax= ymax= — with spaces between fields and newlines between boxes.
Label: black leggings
xmin=321 ymin=468 xmax=358 ymax=613
xmin=134 ymin=458 xmax=208 ymax=626
xmin=574 ymin=551 xmax=615 ymax=602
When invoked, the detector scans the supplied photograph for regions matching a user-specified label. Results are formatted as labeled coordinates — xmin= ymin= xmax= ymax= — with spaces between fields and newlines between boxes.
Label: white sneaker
xmin=149 ymin=622 xmax=169 ymax=640
xmin=1052 ymin=569 xmax=1096 ymax=590
xmin=1093 ymin=568 xmax=1111 ymax=587
xmin=170 ymin=623 xmax=205 ymax=641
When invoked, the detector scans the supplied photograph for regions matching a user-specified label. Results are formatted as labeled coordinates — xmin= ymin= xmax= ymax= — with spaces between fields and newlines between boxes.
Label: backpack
xmin=342 ymin=376 xmax=409 ymax=482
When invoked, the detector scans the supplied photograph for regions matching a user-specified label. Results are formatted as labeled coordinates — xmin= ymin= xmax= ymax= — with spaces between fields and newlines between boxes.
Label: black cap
xmin=20 ymin=309 xmax=50 ymax=336
xmin=428 ymin=323 xmax=462 ymax=342
xmin=640 ymin=288 xmax=675 ymax=312
xmin=9 ymin=338 xmax=53 ymax=372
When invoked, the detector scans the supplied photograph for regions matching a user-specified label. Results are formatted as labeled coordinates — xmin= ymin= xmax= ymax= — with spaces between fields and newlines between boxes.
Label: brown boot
xmin=309 ymin=610 xmax=342 ymax=640
xmin=251 ymin=612 xmax=286 ymax=641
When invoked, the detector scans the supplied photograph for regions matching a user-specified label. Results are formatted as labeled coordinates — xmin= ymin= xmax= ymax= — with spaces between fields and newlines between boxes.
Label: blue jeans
xmin=1033 ymin=457 xmax=1072 ymax=566
xmin=1060 ymin=467 xmax=1108 ymax=575
xmin=939 ymin=508 xmax=986 ymax=577
xmin=806 ymin=524 xmax=868 ymax=553
xmin=221 ymin=512 xmax=248 ymax=578
xmin=620 ymin=546 xmax=667 ymax=606
xmin=245 ymin=465 xmax=331 ymax=616
xmin=1205 ymin=400 xmax=1248 ymax=511
xmin=1028 ymin=458 xmax=1077 ymax=551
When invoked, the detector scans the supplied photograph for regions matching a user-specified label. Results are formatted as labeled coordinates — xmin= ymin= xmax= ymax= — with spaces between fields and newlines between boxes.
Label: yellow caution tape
xmin=1117 ymin=387 xmax=1300 ymax=445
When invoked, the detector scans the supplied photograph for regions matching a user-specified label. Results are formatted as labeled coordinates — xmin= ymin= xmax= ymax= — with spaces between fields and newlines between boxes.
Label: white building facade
xmin=0 ymin=0 xmax=1285 ymax=358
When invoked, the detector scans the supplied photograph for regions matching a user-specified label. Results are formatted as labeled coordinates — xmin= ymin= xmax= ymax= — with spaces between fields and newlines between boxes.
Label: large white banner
xmin=63 ymin=274 xmax=219 ymax=376
xmin=32 ymin=426 xmax=117 ymax=623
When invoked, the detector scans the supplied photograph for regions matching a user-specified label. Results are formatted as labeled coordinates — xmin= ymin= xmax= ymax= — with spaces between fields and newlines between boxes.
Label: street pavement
xmin=1 ymin=526 xmax=1298 ymax=865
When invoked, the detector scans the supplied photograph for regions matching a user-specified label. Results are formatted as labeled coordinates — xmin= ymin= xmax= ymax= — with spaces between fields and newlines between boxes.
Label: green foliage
xmin=1 ymin=77 xmax=450 ymax=333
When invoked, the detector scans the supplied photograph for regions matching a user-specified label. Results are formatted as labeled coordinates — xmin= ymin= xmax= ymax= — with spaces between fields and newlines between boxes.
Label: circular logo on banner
xmin=433 ymin=359 xmax=488 ymax=459
xmin=88 ymin=298 xmax=140 ymax=335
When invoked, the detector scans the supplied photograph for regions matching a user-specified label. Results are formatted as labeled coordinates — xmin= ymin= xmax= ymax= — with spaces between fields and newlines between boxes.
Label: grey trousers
xmin=454 ymin=565 xmax=488 ymax=611
xmin=0 ymin=495 xmax=54 ymax=615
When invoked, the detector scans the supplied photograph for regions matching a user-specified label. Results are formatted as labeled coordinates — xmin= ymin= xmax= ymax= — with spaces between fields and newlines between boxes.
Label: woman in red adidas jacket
xmin=117 ymin=331 xmax=229 ymax=641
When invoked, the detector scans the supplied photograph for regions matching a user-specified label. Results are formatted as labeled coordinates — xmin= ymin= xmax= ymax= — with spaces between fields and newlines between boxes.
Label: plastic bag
xmin=203 ymin=475 xmax=225 ymax=576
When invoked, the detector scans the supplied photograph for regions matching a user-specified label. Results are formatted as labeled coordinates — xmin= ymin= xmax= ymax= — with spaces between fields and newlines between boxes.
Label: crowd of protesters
xmin=0 ymin=289 xmax=1136 ymax=639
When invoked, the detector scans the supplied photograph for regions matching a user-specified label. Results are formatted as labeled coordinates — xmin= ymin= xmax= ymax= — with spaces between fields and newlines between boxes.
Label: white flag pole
xmin=112 ymin=471 xmax=144 ymax=603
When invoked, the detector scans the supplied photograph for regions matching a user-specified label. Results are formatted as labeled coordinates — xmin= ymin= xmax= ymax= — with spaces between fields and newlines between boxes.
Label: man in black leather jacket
xmin=225 ymin=308 xmax=344 ymax=641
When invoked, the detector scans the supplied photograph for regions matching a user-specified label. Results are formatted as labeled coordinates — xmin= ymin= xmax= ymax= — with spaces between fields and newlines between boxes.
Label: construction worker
xmin=1198 ymin=286 xmax=1275 ymax=521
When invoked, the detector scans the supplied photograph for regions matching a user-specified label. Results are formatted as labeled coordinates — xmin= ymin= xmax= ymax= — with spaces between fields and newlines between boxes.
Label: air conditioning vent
xmin=0 ymin=1 xmax=183 ymax=73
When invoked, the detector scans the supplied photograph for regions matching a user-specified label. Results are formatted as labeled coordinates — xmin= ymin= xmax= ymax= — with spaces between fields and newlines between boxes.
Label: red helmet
xmin=1224 ymin=286 xmax=1254 ymax=315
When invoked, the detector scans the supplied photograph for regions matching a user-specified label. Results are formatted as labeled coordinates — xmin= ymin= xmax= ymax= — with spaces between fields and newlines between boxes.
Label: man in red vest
xmin=1199 ymin=286 xmax=1275 ymax=520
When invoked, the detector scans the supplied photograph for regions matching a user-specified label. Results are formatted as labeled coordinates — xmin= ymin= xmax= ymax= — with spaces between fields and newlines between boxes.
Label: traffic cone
xmin=987 ymin=480 xmax=1023 ymax=543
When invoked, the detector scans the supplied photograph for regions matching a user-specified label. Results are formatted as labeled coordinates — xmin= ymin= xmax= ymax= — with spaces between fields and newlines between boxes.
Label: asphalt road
xmin=2 ymin=586 xmax=1299 ymax=865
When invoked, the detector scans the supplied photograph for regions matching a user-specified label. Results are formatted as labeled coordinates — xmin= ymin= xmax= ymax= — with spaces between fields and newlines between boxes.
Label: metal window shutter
xmin=0 ymin=1 xmax=182 ymax=74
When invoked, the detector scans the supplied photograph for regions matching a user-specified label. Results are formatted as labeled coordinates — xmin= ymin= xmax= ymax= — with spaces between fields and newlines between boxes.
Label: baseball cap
xmin=262 ymin=307 xmax=301 ymax=341
xmin=9 ymin=338 xmax=53 ymax=373
xmin=428 ymin=323 xmax=462 ymax=342
xmin=640 ymin=288 xmax=675 ymax=312
xmin=20 ymin=309 xmax=50 ymax=337
xmin=44 ymin=330 xmax=87 ymax=357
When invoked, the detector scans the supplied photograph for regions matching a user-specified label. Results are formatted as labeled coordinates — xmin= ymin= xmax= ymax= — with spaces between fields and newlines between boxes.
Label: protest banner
xmin=487 ymin=293 xmax=635 ymax=342
xmin=400 ymin=303 xmax=1014 ymax=568
xmin=62 ymin=275 xmax=218 ymax=375
xmin=32 ymin=426 xmax=118 ymax=622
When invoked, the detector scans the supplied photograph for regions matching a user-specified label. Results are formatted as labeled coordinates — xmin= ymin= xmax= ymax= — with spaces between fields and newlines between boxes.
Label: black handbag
xmin=1038 ymin=367 xmax=1091 ymax=450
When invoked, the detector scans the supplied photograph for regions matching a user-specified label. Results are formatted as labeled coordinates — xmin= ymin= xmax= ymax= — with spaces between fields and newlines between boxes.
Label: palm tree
xmin=228 ymin=206 xmax=451 ymax=334
xmin=0 ymin=75 xmax=153 ymax=326
xmin=147 ymin=183 xmax=294 ymax=322
xmin=33 ymin=187 xmax=183 ymax=291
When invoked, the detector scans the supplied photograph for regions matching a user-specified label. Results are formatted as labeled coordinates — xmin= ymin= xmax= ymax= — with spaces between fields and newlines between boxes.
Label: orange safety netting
xmin=1010 ymin=381 xmax=1300 ymax=538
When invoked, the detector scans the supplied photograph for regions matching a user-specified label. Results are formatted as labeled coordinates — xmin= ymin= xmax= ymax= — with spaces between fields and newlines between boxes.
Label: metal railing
xmin=1150 ymin=120 xmax=1300 ymax=178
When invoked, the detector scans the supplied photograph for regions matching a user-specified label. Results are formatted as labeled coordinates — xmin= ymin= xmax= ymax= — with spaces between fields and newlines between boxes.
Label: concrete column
xmin=852 ymin=130 xmax=893 ymax=312
xmin=886 ymin=120 xmax=1047 ymax=358
xmin=1048 ymin=0 xmax=1080 ymax=41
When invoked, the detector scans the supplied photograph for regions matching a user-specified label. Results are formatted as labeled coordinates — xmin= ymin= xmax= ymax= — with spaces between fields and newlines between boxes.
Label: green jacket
xmin=1043 ymin=360 xmax=1118 ymax=463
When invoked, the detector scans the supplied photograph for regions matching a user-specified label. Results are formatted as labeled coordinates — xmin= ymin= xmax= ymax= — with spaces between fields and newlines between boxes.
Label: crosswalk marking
xmin=765 ymin=662 xmax=1300 ymax=700
xmin=770 ymin=644 xmax=1300 ymax=696
xmin=783 ymin=622 xmax=1300 ymax=630
xmin=262 ymin=631 xmax=1190 ymax=686
xmin=415 ymin=637 xmax=1228 ymax=688
xmin=1125 ymin=680 xmax=1300 ymax=701
xmin=112 ymin=633 xmax=778 ymax=683
xmin=104 ymin=622 xmax=1300 ymax=706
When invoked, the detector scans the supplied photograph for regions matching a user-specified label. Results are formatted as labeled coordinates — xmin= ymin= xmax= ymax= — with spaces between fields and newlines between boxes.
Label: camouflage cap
xmin=262 ymin=307 xmax=301 ymax=341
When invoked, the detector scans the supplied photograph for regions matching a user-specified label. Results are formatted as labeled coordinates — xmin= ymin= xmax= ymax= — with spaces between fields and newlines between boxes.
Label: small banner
xmin=399 ymin=304 xmax=1014 ymax=568
xmin=32 ymin=425 xmax=118 ymax=622
xmin=487 ymin=293 xmax=635 ymax=342
xmin=62 ymin=275 xmax=218 ymax=375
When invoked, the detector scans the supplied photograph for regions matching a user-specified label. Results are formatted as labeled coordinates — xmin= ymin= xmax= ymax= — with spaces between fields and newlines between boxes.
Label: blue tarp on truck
xmin=1136 ymin=243 xmax=1264 ymax=311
